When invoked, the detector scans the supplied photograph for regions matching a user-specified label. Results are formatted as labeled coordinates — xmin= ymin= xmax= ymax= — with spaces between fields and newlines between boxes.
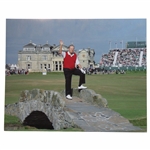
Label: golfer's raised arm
xmin=59 ymin=40 xmax=63 ymax=54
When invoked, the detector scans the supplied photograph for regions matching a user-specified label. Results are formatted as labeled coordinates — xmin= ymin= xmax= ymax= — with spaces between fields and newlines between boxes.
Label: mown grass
xmin=4 ymin=71 xmax=147 ymax=131
xmin=129 ymin=117 xmax=147 ymax=130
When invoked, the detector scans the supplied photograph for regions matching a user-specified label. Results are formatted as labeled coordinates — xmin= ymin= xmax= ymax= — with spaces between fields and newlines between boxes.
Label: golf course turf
xmin=4 ymin=71 xmax=147 ymax=131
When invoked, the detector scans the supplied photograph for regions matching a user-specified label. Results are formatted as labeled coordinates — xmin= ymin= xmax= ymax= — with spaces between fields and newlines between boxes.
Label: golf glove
xmin=80 ymin=68 xmax=86 ymax=74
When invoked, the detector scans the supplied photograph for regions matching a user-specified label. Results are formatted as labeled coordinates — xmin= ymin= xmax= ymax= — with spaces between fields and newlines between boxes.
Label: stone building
xmin=18 ymin=41 xmax=95 ymax=72
xmin=78 ymin=48 xmax=95 ymax=68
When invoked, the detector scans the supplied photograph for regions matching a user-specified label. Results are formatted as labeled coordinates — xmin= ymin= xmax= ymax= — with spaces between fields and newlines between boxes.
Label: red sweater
xmin=63 ymin=52 xmax=77 ymax=69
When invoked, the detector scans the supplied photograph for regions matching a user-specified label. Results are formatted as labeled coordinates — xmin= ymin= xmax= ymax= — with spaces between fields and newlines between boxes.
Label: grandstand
xmin=100 ymin=41 xmax=146 ymax=69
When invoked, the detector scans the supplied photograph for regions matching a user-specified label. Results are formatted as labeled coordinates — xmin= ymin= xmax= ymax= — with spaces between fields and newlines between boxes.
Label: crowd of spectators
xmin=101 ymin=48 xmax=147 ymax=67
xmin=5 ymin=69 xmax=29 ymax=76
xmin=101 ymin=50 xmax=115 ymax=66
xmin=83 ymin=67 xmax=126 ymax=75
xmin=142 ymin=48 xmax=147 ymax=66
xmin=90 ymin=67 xmax=126 ymax=75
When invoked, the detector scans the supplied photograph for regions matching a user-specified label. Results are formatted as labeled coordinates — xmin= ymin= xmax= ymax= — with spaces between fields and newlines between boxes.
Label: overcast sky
xmin=6 ymin=19 xmax=146 ymax=64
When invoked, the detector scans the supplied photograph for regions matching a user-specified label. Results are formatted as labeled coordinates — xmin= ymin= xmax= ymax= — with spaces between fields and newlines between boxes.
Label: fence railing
xmin=99 ymin=66 xmax=146 ymax=71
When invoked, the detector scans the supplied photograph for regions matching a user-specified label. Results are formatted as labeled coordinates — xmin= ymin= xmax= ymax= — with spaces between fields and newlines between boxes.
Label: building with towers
xmin=18 ymin=41 xmax=95 ymax=72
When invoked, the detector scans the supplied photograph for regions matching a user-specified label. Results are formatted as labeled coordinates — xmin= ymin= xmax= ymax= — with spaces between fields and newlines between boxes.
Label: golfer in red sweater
xmin=59 ymin=40 xmax=87 ymax=100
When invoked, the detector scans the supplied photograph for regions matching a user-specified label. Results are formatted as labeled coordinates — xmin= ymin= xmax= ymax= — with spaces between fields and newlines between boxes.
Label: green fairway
xmin=5 ymin=71 xmax=146 ymax=130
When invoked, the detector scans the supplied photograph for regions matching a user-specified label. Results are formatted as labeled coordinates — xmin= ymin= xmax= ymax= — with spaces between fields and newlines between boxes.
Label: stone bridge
xmin=5 ymin=88 xmax=141 ymax=131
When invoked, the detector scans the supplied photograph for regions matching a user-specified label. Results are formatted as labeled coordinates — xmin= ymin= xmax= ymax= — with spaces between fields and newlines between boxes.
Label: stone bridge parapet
xmin=5 ymin=89 xmax=74 ymax=130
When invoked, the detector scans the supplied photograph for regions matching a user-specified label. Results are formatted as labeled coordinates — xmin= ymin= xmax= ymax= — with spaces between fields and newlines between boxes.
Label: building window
xmin=48 ymin=64 xmax=50 ymax=68
xmin=56 ymin=65 xmax=58 ymax=71
xmin=44 ymin=48 xmax=50 ymax=51
xmin=28 ymin=48 xmax=35 ymax=51
xmin=59 ymin=65 xmax=62 ymax=70
xmin=42 ymin=55 xmax=47 ymax=61
xmin=41 ymin=64 xmax=42 ymax=69
xmin=59 ymin=61 xmax=61 ymax=64
xmin=27 ymin=64 xmax=31 ymax=69
xmin=26 ymin=56 xmax=31 ymax=61
xmin=44 ymin=64 xmax=47 ymax=69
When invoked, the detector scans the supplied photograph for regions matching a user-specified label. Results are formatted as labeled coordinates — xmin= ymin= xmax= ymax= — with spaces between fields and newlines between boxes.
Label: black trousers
xmin=63 ymin=68 xmax=85 ymax=96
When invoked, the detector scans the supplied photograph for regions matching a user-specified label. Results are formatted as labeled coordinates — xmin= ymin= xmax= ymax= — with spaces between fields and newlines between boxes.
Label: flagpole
xmin=115 ymin=42 xmax=117 ymax=49
xmin=109 ymin=41 xmax=111 ymax=50
xmin=136 ymin=37 xmax=137 ymax=48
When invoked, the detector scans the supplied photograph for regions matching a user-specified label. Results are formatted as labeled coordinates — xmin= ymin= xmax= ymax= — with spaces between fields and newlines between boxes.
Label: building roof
xmin=78 ymin=48 xmax=88 ymax=52
xmin=78 ymin=48 xmax=94 ymax=52
xmin=51 ymin=45 xmax=68 ymax=52
xmin=42 ymin=43 xmax=51 ymax=48
xmin=23 ymin=42 xmax=36 ymax=48
xmin=90 ymin=49 xmax=95 ymax=54
xmin=35 ymin=44 xmax=42 ymax=51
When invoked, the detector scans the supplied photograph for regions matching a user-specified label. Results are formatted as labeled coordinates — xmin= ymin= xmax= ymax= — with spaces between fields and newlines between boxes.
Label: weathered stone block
xmin=61 ymin=88 xmax=108 ymax=107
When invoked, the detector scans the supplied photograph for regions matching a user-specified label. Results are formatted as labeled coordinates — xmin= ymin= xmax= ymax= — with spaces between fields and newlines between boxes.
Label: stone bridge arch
xmin=23 ymin=110 xmax=54 ymax=129
xmin=18 ymin=99 xmax=55 ymax=129
xmin=5 ymin=89 xmax=74 ymax=130
xmin=5 ymin=88 xmax=142 ymax=132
